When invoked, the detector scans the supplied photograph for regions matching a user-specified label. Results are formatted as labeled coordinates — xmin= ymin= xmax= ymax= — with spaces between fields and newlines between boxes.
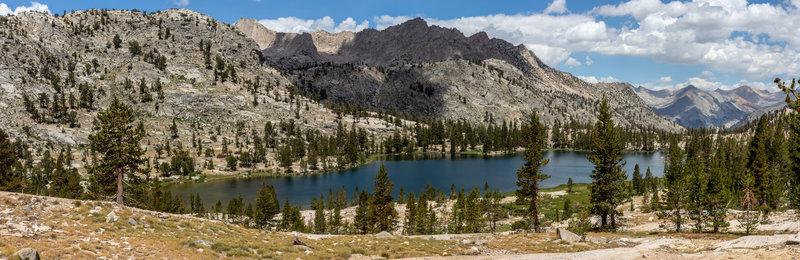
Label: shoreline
xmin=166 ymin=148 xmax=665 ymax=186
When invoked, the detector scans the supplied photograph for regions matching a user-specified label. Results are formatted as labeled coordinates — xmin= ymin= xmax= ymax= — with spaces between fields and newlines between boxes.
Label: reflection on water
xmin=170 ymin=151 xmax=664 ymax=208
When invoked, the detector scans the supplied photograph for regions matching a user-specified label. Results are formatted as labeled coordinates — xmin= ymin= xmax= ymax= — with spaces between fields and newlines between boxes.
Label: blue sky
xmin=2 ymin=0 xmax=798 ymax=92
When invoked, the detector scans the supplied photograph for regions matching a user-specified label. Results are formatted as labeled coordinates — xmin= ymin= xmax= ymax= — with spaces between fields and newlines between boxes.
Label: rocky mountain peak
xmin=233 ymin=17 xmax=680 ymax=131
xmin=634 ymin=85 xmax=784 ymax=128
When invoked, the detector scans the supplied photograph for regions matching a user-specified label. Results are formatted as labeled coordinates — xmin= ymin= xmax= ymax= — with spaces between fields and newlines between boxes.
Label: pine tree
xmin=747 ymin=115 xmax=771 ymax=210
xmin=255 ymin=182 xmax=279 ymax=227
xmin=776 ymin=77 xmax=800 ymax=209
xmin=371 ymin=165 xmax=397 ymax=232
xmin=464 ymin=188 xmax=484 ymax=233
xmin=404 ymin=192 xmax=417 ymax=234
xmin=88 ymin=97 xmax=145 ymax=205
xmin=706 ymin=140 xmax=729 ymax=233
xmin=644 ymin=167 xmax=655 ymax=194
xmin=515 ymin=109 xmax=550 ymax=232
xmin=567 ymin=177 xmax=573 ymax=193
xmin=588 ymin=97 xmax=627 ymax=231
xmin=632 ymin=164 xmax=644 ymax=195
xmin=49 ymin=150 xmax=82 ymax=198
xmin=661 ymin=137 xmax=687 ymax=232
xmin=0 ymin=129 xmax=21 ymax=191
xmin=354 ymin=190 xmax=372 ymax=234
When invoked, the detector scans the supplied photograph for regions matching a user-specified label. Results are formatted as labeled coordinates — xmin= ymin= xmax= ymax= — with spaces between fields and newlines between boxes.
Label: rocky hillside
xmin=3 ymin=190 xmax=800 ymax=259
xmin=235 ymin=18 xmax=681 ymax=132
xmin=634 ymin=85 xmax=784 ymax=128
xmin=0 ymin=9 xmax=411 ymax=176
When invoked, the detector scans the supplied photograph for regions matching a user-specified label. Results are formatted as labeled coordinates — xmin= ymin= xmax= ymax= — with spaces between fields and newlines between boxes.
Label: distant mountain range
xmin=236 ymin=18 xmax=681 ymax=131
xmin=633 ymin=85 xmax=785 ymax=128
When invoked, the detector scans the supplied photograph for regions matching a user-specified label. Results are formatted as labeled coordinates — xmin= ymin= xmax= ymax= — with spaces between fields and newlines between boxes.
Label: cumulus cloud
xmin=584 ymin=56 xmax=593 ymax=66
xmin=0 ymin=2 xmax=49 ymax=16
xmin=577 ymin=75 xmax=619 ymax=84
xmin=259 ymin=0 xmax=800 ymax=88
xmin=374 ymin=15 xmax=413 ymax=30
xmin=656 ymin=76 xmax=672 ymax=82
xmin=258 ymin=16 xmax=369 ymax=33
xmin=172 ymin=0 xmax=189 ymax=7
xmin=544 ymin=0 xmax=568 ymax=14
xmin=564 ymin=57 xmax=581 ymax=67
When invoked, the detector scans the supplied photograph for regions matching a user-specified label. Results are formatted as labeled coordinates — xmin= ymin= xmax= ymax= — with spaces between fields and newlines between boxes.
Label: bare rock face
xmin=557 ymin=227 xmax=582 ymax=243
xmin=237 ymin=17 xmax=681 ymax=132
xmin=309 ymin=30 xmax=354 ymax=54
xmin=234 ymin=18 xmax=277 ymax=50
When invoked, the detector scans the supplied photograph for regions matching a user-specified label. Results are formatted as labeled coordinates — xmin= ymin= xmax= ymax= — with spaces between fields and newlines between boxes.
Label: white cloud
xmin=544 ymin=0 xmax=568 ymax=14
xmin=0 ymin=4 xmax=11 ymax=16
xmin=577 ymin=75 xmax=619 ymax=84
xmin=334 ymin=17 xmax=369 ymax=33
xmin=526 ymin=44 xmax=571 ymax=66
xmin=657 ymin=76 xmax=672 ymax=82
xmin=0 ymin=2 xmax=49 ymax=16
xmin=374 ymin=15 xmax=413 ymax=30
xmin=258 ymin=0 xmax=800 ymax=88
xmin=258 ymin=16 xmax=370 ymax=33
xmin=172 ymin=0 xmax=189 ymax=7
xmin=564 ymin=57 xmax=581 ymax=67
xmin=700 ymin=70 xmax=716 ymax=80
xmin=584 ymin=56 xmax=593 ymax=66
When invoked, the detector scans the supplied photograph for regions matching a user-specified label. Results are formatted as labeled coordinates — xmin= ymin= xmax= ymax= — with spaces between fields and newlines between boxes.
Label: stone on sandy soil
xmin=376 ymin=231 xmax=394 ymax=239
xmin=13 ymin=248 xmax=40 ymax=260
xmin=557 ymin=227 xmax=582 ymax=243
xmin=128 ymin=218 xmax=138 ymax=226
xmin=469 ymin=246 xmax=480 ymax=254
xmin=194 ymin=239 xmax=212 ymax=247
xmin=106 ymin=211 xmax=119 ymax=223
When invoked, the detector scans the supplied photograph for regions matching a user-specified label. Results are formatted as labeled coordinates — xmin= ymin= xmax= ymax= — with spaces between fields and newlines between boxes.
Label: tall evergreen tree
xmin=0 ymin=129 xmax=21 ymax=191
xmin=705 ymin=140 xmax=729 ymax=233
xmin=777 ymin=77 xmax=800 ymax=209
xmin=88 ymin=97 xmax=145 ymax=205
xmin=662 ymin=137 xmax=687 ymax=232
xmin=255 ymin=182 xmax=280 ymax=227
xmin=632 ymin=164 xmax=644 ymax=195
xmin=354 ymin=190 xmax=372 ymax=234
xmin=588 ymin=97 xmax=627 ymax=230
xmin=515 ymin=109 xmax=550 ymax=232
xmin=747 ymin=115 xmax=771 ymax=210
xmin=371 ymin=165 xmax=397 ymax=232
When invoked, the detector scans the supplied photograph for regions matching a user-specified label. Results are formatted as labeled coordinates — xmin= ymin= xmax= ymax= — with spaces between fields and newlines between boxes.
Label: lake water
xmin=170 ymin=151 xmax=664 ymax=208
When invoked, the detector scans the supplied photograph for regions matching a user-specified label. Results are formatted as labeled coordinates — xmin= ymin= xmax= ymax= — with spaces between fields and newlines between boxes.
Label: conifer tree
xmin=49 ymin=150 xmax=82 ymax=198
xmin=777 ymin=77 xmax=800 ymax=209
xmin=747 ymin=115 xmax=771 ymax=210
xmin=255 ymin=182 xmax=279 ymax=227
xmin=567 ymin=177 xmax=573 ymax=193
xmin=404 ymin=192 xmax=417 ymax=234
xmin=0 ymin=129 xmax=22 ymax=191
xmin=515 ymin=109 xmax=550 ymax=232
xmin=371 ymin=165 xmax=397 ymax=232
xmin=632 ymin=164 xmax=644 ymax=195
xmin=705 ymin=140 xmax=729 ymax=233
xmin=644 ymin=167 xmax=654 ymax=194
xmin=588 ymin=97 xmax=627 ymax=230
xmin=662 ymin=137 xmax=687 ymax=232
xmin=88 ymin=97 xmax=145 ymax=205
xmin=354 ymin=190 xmax=372 ymax=234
